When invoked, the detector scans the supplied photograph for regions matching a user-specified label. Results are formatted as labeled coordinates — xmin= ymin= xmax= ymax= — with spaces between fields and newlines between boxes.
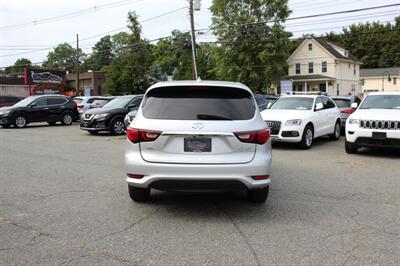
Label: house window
xmin=322 ymin=61 xmax=327 ymax=73
xmin=394 ymin=77 xmax=397 ymax=85
xmin=308 ymin=43 xmax=312 ymax=51
xmin=353 ymin=65 xmax=356 ymax=75
xmin=295 ymin=63 xmax=301 ymax=74
xmin=348 ymin=63 xmax=351 ymax=68
xmin=308 ymin=62 xmax=314 ymax=74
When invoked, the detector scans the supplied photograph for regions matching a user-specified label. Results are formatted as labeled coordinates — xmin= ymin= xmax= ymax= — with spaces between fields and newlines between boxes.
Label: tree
xmin=151 ymin=30 xmax=192 ymax=80
xmin=105 ymin=11 xmax=154 ymax=95
xmin=4 ymin=58 xmax=32 ymax=75
xmin=323 ymin=17 xmax=400 ymax=68
xmin=89 ymin=35 xmax=113 ymax=71
xmin=43 ymin=43 xmax=84 ymax=72
xmin=210 ymin=0 xmax=292 ymax=92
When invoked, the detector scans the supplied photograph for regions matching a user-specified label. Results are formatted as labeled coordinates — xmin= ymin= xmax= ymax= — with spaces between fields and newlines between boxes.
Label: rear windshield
xmin=142 ymin=86 xmax=256 ymax=120
xmin=333 ymin=99 xmax=351 ymax=108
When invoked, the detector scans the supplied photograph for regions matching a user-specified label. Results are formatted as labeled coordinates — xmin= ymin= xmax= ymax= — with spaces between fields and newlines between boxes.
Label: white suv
xmin=345 ymin=92 xmax=400 ymax=153
xmin=261 ymin=95 xmax=341 ymax=149
xmin=125 ymin=81 xmax=272 ymax=203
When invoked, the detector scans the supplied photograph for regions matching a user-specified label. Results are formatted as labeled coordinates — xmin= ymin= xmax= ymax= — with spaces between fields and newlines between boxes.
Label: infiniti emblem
xmin=192 ymin=123 xmax=204 ymax=129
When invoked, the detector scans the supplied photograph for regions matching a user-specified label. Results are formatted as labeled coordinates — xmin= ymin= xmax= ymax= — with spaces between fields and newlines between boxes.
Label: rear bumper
xmin=125 ymin=141 xmax=272 ymax=190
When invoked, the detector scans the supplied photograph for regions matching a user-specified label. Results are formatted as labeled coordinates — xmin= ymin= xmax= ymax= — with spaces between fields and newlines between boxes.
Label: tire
xmin=299 ymin=124 xmax=313 ymax=149
xmin=1 ymin=124 xmax=11 ymax=128
xmin=330 ymin=120 xmax=341 ymax=140
xmin=88 ymin=130 xmax=99 ymax=135
xmin=61 ymin=112 xmax=73 ymax=125
xmin=13 ymin=114 xmax=27 ymax=128
xmin=47 ymin=121 xmax=56 ymax=126
xmin=128 ymin=186 xmax=150 ymax=202
xmin=345 ymin=141 xmax=358 ymax=154
xmin=110 ymin=118 xmax=125 ymax=135
xmin=247 ymin=186 xmax=269 ymax=203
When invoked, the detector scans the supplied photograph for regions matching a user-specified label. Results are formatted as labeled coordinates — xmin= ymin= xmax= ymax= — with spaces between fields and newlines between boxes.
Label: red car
xmin=0 ymin=96 xmax=21 ymax=107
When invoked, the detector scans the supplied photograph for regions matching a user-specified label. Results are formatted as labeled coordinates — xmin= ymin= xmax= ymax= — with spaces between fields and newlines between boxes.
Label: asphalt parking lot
xmin=0 ymin=124 xmax=399 ymax=266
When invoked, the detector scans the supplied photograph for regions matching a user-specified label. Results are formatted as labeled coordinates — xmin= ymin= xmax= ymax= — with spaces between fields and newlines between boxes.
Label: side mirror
xmin=128 ymin=104 xmax=136 ymax=110
xmin=267 ymin=102 xmax=272 ymax=109
xmin=30 ymin=103 xmax=37 ymax=108
xmin=351 ymin=102 xmax=358 ymax=109
xmin=315 ymin=102 xmax=323 ymax=111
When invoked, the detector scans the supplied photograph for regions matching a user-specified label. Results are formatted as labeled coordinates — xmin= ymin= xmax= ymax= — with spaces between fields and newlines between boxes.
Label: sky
xmin=0 ymin=0 xmax=399 ymax=68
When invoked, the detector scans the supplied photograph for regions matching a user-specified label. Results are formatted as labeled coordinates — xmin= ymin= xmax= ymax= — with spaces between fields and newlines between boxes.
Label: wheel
xmin=1 ymin=124 xmax=11 ymax=128
xmin=13 ymin=114 xmax=27 ymax=128
xmin=61 ymin=112 xmax=73 ymax=125
xmin=88 ymin=130 xmax=99 ymax=135
xmin=47 ymin=121 xmax=56 ymax=126
xmin=330 ymin=120 xmax=341 ymax=140
xmin=110 ymin=118 xmax=125 ymax=135
xmin=345 ymin=141 xmax=358 ymax=154
xmin=299 ymin=124 xmax=313 ymax=149
xmin=128 ymin=186 xmax=150 ymax=202
xmin=247 ymin=186 xmax=269 ymax=203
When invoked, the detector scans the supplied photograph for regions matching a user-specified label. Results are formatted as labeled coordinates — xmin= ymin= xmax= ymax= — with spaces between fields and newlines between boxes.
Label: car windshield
xmin=270 ymin=97 xmax=314 ymax=110
xmin=360 ymin=95 xmax=400 ymax=109
xmin=102 ymin=97 xmax=133 ymax=109
xmin=12 ymin=97 xmax=37 ymax=107
xmin=73 ymin=98 xmax=83 ymax=104
xmin=333 ymin=99 xmax=351 ymax=108
xmin=142 ymin=86 xmax=256 ymax=120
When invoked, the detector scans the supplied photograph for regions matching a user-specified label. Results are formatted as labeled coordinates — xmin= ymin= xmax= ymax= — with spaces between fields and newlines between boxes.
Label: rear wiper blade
xmin=196 ymin=114 xmax=233 ymax=120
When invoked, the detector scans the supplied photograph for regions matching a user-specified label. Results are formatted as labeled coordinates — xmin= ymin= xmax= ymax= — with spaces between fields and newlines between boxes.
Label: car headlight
xmin=0 ymin=110 xmax=10 ymax=116
xmin=348 ymin=118 xmax=359 ymax=125
xmin=94 ymin=113 xmax=108 ymax=119
xmin=285 ymin=119 xmax=302 ymax=126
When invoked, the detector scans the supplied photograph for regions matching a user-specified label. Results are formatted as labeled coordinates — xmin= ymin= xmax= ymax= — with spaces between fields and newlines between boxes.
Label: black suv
xmin=80 ymin=95 xmax=142 ymax=135
xmin=0 ymin=95 xmax=79 ymax=128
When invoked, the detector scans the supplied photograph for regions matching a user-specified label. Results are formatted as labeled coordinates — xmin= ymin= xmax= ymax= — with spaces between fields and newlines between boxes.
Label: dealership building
xmin=0 ymin=68 xmax=67 ymax=97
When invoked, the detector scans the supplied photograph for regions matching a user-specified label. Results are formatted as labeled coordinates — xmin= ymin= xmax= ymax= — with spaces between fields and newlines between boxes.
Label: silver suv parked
xmin=125 ymin=81 xmax=272 ymax=203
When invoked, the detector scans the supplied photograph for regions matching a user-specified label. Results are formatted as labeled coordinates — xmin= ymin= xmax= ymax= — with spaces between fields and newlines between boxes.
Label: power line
xmin=204 ymin=2 xmax=400 ymax=33
xmin=0 ymin=0 xmax=146 ymax=31
xmin=0 ymin=7 xmax=188 ymax=58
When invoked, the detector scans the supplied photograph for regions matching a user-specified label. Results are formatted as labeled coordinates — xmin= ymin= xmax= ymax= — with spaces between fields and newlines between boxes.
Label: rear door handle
xmin=43 ymin=108 xmax=49 ymax=110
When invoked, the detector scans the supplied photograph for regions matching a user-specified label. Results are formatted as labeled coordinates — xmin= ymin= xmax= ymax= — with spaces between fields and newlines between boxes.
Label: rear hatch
xmin=138 ymin=85 xmax=258 ymax=164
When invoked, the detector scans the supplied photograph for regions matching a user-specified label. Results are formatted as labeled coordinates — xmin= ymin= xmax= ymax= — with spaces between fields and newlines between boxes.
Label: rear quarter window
xmin=142 ymin=86 xmax=256 ymax=120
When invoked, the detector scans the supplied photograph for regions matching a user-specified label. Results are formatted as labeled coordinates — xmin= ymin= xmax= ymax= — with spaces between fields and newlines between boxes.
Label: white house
xmin=275 ymin=36 xmax=363 ymax=96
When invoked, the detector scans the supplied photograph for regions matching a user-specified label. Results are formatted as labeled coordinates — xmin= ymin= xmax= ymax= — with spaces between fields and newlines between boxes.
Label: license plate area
xmin=372 ymin=132 xmax=386 ymax=140
xmin=184 ymin=137 xmax=211 ymax=152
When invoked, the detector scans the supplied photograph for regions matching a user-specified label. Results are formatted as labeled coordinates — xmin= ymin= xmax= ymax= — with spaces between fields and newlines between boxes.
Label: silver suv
xmin=125 ymin=81 xmax=272 ymax=203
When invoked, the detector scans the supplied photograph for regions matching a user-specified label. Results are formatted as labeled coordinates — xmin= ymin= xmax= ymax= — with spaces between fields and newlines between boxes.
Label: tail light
xmin=77 ymin=104 xmax=84 ymax=109
xmin=71 ymin=102 xmax=77 ymax=109
xmin=234 ymin=129 xmax=270 ymax=144
xmin=127 ymin=128 xmax=162 ymax=143
xmin=341 ymin=109 xmax=355 ymax=114
xmin=127 ymin=174 xmax=144 ymax=179
xmin=252 ymin=175 xmax=270 ymax=180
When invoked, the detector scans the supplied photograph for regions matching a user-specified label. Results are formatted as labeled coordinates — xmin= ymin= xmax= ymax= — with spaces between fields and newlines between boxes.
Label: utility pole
xmin=76 ymin=34 xmax=80 ymax=96
xmin=189 ymin=0 xmax=198 ymax=80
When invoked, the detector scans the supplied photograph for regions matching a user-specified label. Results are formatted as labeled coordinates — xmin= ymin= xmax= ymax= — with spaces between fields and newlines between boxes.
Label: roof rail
xmin=284 ymin=91 xmax=328 ymax=96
